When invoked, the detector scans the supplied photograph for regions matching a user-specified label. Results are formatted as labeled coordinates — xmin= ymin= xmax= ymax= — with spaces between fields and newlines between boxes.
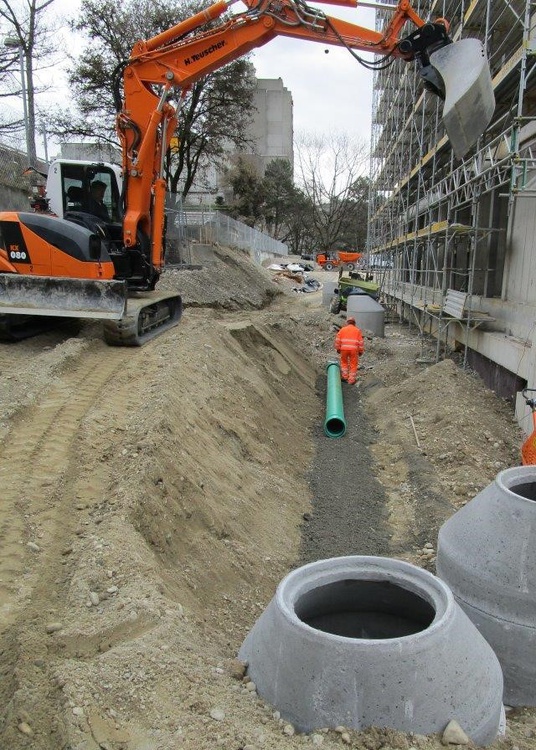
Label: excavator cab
xmin=45 ymin=160 xmax=123 ymax=222
xmin=0 ymin=156 xmax=182 ymax=345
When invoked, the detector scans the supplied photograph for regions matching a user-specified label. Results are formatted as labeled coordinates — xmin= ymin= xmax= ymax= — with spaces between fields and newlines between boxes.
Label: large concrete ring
xmin=239 ymin=556 xmax=503 ymax=745
xmin=437 ymin=465 xmax=536 ymax=706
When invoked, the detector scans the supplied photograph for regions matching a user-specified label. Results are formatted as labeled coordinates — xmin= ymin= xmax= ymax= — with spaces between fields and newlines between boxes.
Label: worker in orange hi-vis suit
xmin=334 ymin=316 xmax=364 ymax=385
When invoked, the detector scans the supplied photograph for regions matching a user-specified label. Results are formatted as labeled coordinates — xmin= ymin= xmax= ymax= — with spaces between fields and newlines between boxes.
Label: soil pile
xmin=0 ymin=245 xmax=533 ymax=750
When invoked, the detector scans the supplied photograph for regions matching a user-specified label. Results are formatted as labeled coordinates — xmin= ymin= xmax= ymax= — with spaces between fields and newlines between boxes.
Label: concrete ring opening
xmin=497 ymin=465 xmax=536 ymax=501
xmin=294 ymin=578 xmax=436 ymax=639
xmin=239 ymin=556 xmax=503 ymax=745
xmin=506 ymin=480 xmax=536 ymax=500
xmin=498 ymin=469 xmax=536 ymax=502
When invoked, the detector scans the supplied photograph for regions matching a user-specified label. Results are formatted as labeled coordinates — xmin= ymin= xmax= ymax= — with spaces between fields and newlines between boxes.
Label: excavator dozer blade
xmin=430 ymin=38 xmax=495 ymax=159
xmin=0 ymin=274 xmax=128 ymax=320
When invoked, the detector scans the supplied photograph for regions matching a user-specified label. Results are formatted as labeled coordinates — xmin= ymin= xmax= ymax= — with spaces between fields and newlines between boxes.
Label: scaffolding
xmin=368 ymin=0 xmax=536 ymax=382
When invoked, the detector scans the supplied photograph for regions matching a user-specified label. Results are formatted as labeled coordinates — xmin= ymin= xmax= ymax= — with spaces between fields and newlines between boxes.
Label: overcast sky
xmin=250 ymin=39 xmax=374 ymax=144
xmin=247 ymin=3 xmax=376 ymax=144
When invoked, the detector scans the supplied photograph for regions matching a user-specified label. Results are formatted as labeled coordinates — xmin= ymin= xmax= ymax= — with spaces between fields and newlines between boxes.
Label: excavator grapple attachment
xmin=429 ymin=38 xmax=495 ymax=159
xmin=0 ymin=274 xmax=128 ymax=319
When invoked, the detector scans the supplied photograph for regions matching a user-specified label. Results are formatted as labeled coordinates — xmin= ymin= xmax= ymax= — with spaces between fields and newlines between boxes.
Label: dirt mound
xmin=0 ymin=245 xmax=533 ymax=750
xmin=161 ymin=245 xmax=283 ymax=309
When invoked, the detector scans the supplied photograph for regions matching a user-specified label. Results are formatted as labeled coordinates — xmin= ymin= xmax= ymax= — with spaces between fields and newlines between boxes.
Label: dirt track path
xmin=0 ymin=342 xmax=130 ymax=632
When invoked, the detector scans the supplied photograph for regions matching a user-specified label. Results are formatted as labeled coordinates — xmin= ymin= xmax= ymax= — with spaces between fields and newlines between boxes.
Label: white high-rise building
xmin=245 ymin=77 xmax=294 ymax=177
xmin=185 ymin=77 xmax=293 ymax=206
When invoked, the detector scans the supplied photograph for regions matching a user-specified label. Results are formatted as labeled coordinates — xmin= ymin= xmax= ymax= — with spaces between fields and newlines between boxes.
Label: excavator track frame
xmin=102 ymin=291 xmax=183 ymax=346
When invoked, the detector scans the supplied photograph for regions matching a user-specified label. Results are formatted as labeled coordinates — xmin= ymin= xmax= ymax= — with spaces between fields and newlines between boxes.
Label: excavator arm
xmin=116 ymin=0 xmax=495 ymax=273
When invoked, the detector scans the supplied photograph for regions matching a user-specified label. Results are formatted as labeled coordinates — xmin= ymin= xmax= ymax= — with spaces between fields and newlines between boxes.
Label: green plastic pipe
xmin=324 ymin=361 xmax=346 ymax=438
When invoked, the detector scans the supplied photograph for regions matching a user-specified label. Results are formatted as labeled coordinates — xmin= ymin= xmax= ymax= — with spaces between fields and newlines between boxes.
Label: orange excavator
xmin=0 ymin=0 xmax=495 ymax=345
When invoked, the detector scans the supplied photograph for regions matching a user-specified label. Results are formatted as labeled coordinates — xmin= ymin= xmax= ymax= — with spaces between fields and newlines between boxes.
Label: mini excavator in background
xmin=0 ymin=0 xmax=495 ymax=346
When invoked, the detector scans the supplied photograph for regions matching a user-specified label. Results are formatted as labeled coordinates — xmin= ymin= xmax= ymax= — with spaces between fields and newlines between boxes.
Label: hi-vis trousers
xmin=339 ymin=350 xmax=359 ymax=384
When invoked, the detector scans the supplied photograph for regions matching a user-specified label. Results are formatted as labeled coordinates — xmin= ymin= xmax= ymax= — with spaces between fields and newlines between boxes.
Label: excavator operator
xmin=335 ymin=316 xmax=364 ymax=385
xmin=88 ymin=180 xmax=111 ymax=222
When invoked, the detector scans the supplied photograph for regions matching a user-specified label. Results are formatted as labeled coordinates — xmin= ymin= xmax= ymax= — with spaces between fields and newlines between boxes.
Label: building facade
xmin=245 ymin=77 xmax=294 ymax=177
xmin=185 ymin=77 xmax=294 ymax=206
xmin=368 ymin=0 xmax=536 ymax=432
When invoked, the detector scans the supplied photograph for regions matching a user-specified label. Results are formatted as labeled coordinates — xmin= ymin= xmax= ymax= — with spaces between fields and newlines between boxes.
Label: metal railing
xmin=166 ymin=203 xmax=288 ymax=261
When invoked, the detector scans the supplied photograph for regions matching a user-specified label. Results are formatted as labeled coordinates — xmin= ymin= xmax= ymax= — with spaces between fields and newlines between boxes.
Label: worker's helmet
xmin=347 ymin=316 xmax=356 ymax=324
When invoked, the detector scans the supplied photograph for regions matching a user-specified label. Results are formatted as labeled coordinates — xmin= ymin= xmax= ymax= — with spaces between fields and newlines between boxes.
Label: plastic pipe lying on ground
xmin=324 ymin=360 xmax=346 ymax=438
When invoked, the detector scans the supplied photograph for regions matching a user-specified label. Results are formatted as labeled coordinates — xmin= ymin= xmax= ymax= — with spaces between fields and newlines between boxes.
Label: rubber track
xmin=103 ymin=291 xmax=182 ymax=346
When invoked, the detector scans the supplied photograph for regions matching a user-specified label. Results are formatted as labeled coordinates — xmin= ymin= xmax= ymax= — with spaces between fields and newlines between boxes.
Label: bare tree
xmin=295 ymin=132 xmax=369 ymax=252
xmin=0 ymin=0 xmax=57 ymax=165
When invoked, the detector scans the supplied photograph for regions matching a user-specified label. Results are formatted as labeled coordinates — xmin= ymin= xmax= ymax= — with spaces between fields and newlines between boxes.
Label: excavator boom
xmin=0 ymin=0 xmax=495 ymax=346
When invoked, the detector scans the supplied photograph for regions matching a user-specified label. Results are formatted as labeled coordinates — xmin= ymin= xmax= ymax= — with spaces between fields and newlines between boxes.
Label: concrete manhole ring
xmin=438 ymin=465 xmax=536 ymax=706
xmin=239 ymin=555 xmax=503 ymax=744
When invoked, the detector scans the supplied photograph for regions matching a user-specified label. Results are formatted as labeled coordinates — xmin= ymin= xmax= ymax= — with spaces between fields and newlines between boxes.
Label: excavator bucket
xmin=430 ymin=38 xmax=495 ymax=159
xmin=0 ymin=274 xmax=128 ymax=320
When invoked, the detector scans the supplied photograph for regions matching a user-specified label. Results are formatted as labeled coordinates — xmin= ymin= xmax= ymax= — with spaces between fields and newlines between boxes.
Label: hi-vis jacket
xmin=335 ymin=324 xmax=364 ymax=354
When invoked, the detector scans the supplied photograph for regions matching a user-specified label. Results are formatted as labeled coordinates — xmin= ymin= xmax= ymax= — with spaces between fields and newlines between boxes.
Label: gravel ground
xmin=300 ymin=377 xmax=392 ymax=563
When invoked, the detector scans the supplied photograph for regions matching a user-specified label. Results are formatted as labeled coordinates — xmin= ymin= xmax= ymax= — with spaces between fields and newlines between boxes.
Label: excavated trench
xmin=300 ymin=375 xmax=392 ymax=564
xmin=0 ymin=299 xmax=407 ymax=750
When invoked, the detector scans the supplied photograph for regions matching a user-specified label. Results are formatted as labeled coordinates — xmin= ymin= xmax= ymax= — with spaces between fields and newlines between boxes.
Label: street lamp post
xmin=4 ymin=37 xmax=32 ymax=164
